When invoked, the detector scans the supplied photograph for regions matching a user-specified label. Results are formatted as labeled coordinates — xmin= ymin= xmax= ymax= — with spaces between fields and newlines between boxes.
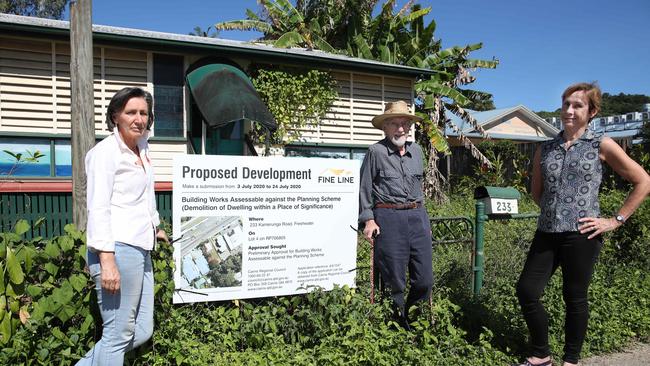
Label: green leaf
xmin=22 ymin=245 xmax=34 ymax=272
xmin=64 ymin=223 xmax=85 ymax=241
xmin=3 ymin=150 xmax=18 ymax=159
xmin=33 ymin=217 xmax=46 ymax=230
xmin=4 ymin=283 xmax=17 ymax=297
xmin=6 ymin=248 xmax=24 ymax=285
xmin=352 ymin=35 xmax=373 ymax=60
xmin=27 ymin=285 xmax=43 ymax=297
xmin=378 ymin=45 xmax=391 ymax=63
xmin=38 ymin=348 xmax=49 ymax=360
xmin=274 ymin=31 xmax=304 ymax=48
xmin=44 ymin=241 xmax=61 ymax=258
xmin=30 ymin=301 xmax=46 ymax=322
xmin=0 ymin=311 xmax=10 ymax=344
xmin=52 ymin=280 xmax=74 ymax=305
xmin=51 ymin=326 xmax=65 ymax=340
xmin=14 ymin=219 xmax=30 ymax=236
xmin=44 ymin=263 xmax=59 ymax=276
xmin=214 ymin=19 xmax=271 ymax=33
xmin=58 ymin=235 xmax=74 ymax=252
xmin=69 ymin=274 xmax=88 ymax=293
xmin=0 ymin=264 xmax=4 ymax=293
xmin=0 ymin=233 xmax=20 ymax=246
xmin=57 ymin=304 xmax=76 ymax=323
xmin=81 ymin=313 xmax=94 ymax=332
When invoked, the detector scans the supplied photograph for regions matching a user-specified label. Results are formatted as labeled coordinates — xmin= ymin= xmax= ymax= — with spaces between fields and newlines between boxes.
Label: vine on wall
xmin=250 ymin=67 xmax=338 ymax=144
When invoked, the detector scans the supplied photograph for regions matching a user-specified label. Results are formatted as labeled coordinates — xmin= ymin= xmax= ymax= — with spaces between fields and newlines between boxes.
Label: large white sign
xmin=172 ymin=155 xmax=360 ymax=304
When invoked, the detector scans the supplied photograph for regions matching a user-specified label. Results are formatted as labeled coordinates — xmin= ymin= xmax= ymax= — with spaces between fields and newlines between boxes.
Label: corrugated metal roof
xmin=0 ymin=13 xmax=435 ymax=77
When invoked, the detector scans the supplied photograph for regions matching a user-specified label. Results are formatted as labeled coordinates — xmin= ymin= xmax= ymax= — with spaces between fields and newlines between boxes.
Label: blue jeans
xmin=77 ymin=242 xmax=153 ymax=366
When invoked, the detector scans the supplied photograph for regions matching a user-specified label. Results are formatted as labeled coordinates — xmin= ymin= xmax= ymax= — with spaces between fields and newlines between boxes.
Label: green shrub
xmin=453 ymin=140 xmax=532 ymax=195
xmin=3 ymin=188 xmax=650 ymax=365
xmin=0 ymin=221 xmax=93 ymax=365
xmin=433 ymin=191 xmax=650 ymax=361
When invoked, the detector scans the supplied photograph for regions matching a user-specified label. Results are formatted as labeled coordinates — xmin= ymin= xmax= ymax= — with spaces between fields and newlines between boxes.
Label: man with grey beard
xmin=358 ymin=100 xmax=433 ymax=330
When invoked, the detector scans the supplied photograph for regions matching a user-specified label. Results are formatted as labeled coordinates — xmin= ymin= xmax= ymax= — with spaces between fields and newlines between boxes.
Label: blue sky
xmin=76 ymin=0 xmax=649 ymax=112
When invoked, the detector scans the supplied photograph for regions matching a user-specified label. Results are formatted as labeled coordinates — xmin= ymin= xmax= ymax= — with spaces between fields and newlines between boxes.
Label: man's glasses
xmin=385 ymin=121 xmax=413 ymax=129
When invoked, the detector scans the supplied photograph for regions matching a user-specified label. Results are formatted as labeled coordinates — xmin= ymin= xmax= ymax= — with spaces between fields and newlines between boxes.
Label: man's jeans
xmin=77 ymin=242 xmax=153 ymax=366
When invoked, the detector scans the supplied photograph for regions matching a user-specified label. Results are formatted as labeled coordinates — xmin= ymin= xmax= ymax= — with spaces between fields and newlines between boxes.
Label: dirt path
xmin=580 ymin=343 xmax=650 ymax=366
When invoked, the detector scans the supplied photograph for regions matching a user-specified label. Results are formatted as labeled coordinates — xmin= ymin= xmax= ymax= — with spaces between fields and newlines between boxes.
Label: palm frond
xmin=245 ymin=8 xmax=260 ymax=21
xmin=379 ymin=45 xmax=392 ymax=63
xmin=311 ymin=33 xmax=338 ymax=53
xmin=460 ymin=89 xmax=494 ymax=103
xmin=215 ymin=20 xmax=272 ymax=33
xmin=273 ymin=0 xmax=304 ymax=25
xmin=445 ymin=103 xmax=490 ymax=138
xmin=446 ymin=119 xmax=493 ymax=168
xmin=274 ymin=31 xmax=305 ymax=48
xmin=416 ymin=80 xmax=471 ymax=106
xmin=353 ymin=34 xmax=374 ymax=59
xmin=463 ymin=58 xmax=499 ymax=69
xmin=416 ymin=112 xmax=450 ymax=154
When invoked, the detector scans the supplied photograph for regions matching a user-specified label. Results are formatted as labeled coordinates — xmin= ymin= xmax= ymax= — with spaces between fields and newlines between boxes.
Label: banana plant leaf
xmin=186 ymin=64 xmax=277 ymax=131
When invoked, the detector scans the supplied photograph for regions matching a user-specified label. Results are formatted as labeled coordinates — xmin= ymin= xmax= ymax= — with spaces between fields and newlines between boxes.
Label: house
xmin=0 ymin=13 xmax=432 ymax=236
xmin=444 ymin=105 xmax=559 ymax=145
xmin=442 ymin=105 xmax=559 ymax=182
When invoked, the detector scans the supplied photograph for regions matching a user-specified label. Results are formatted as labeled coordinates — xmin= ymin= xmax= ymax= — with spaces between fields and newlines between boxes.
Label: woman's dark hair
xmin=105 ymin=87 xmax=154 ymax=132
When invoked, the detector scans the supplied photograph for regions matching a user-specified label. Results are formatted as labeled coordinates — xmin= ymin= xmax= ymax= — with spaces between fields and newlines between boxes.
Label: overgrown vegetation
xmin=453 ymin=140 xmax=531 ymax=195
xmin=249 ymin=67 xmax=338 ymax=145
xmin=2 ymin=181 xmax=650 ymax=364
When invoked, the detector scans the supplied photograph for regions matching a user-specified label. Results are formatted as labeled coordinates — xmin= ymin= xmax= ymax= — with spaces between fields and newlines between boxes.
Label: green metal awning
xmin=186 ymin=63 xmax=277 ymax=131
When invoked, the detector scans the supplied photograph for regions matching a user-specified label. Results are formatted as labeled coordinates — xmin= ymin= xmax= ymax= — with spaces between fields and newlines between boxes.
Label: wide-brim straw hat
xmin=371 ymin=100 xmax=423 ymax=129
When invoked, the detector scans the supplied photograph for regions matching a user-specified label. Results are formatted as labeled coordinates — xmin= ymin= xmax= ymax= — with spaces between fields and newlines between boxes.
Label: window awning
xmin=186 ymin=63 xmax=277 ymax=131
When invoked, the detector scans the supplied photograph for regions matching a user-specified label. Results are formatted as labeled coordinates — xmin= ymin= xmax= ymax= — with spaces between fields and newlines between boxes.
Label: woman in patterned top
xmin=513 ymin=82 xmax=650 ymax=366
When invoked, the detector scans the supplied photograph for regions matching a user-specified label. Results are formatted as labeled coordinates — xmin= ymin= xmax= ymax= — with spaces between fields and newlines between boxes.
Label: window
xmin=54 ymin=141 xmax=72 ymax=177
xmin=0 ymin=138 xmax=73 ymax=178
xmin=153 ymin=54 xmax=184 ymax=137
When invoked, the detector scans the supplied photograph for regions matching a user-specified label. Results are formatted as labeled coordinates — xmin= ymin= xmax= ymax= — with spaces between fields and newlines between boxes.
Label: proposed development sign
xmin=172 ymin=155 xmax=360 ymax=304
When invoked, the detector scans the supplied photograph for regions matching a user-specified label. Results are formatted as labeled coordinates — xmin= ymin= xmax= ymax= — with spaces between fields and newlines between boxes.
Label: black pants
xmin=374 ymin=206 xmax=433 ymax=317
xmin=516 ymin=230 xmax=603 ymax=364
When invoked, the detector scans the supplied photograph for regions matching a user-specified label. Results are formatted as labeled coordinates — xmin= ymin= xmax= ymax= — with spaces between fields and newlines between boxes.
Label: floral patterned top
xmin=537 ymin=129 xmax=604 ymax=232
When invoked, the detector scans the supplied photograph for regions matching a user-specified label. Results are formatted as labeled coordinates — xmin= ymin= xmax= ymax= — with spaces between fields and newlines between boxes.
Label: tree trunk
xmin=70 ymin=0 xmax=95 ymax=229
xmin=424 ymin=147 xmax=448 ymax=204
xmin=423 ymin=99 xmax=448 ymax=204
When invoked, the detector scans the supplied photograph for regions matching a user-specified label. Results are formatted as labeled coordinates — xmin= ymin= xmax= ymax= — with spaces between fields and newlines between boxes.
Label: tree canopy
xmin=537 ymin=93 xmax=650 ymax=118
xmin=0 ymin=0 xmax=69 ymax=19
xmin=601 ymin=93 xmax=650 ymax=116
xmin=215 ymin=0 xmax=499 ymax=202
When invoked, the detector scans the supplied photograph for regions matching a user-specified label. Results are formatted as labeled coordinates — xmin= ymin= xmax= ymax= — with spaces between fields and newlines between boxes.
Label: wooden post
xmin=70 ymin=0 xmax=95 ymax=229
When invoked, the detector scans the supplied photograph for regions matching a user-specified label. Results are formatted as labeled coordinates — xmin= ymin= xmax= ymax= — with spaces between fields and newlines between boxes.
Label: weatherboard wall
xmin=1 ymin=34 xmax=415 ymax=183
